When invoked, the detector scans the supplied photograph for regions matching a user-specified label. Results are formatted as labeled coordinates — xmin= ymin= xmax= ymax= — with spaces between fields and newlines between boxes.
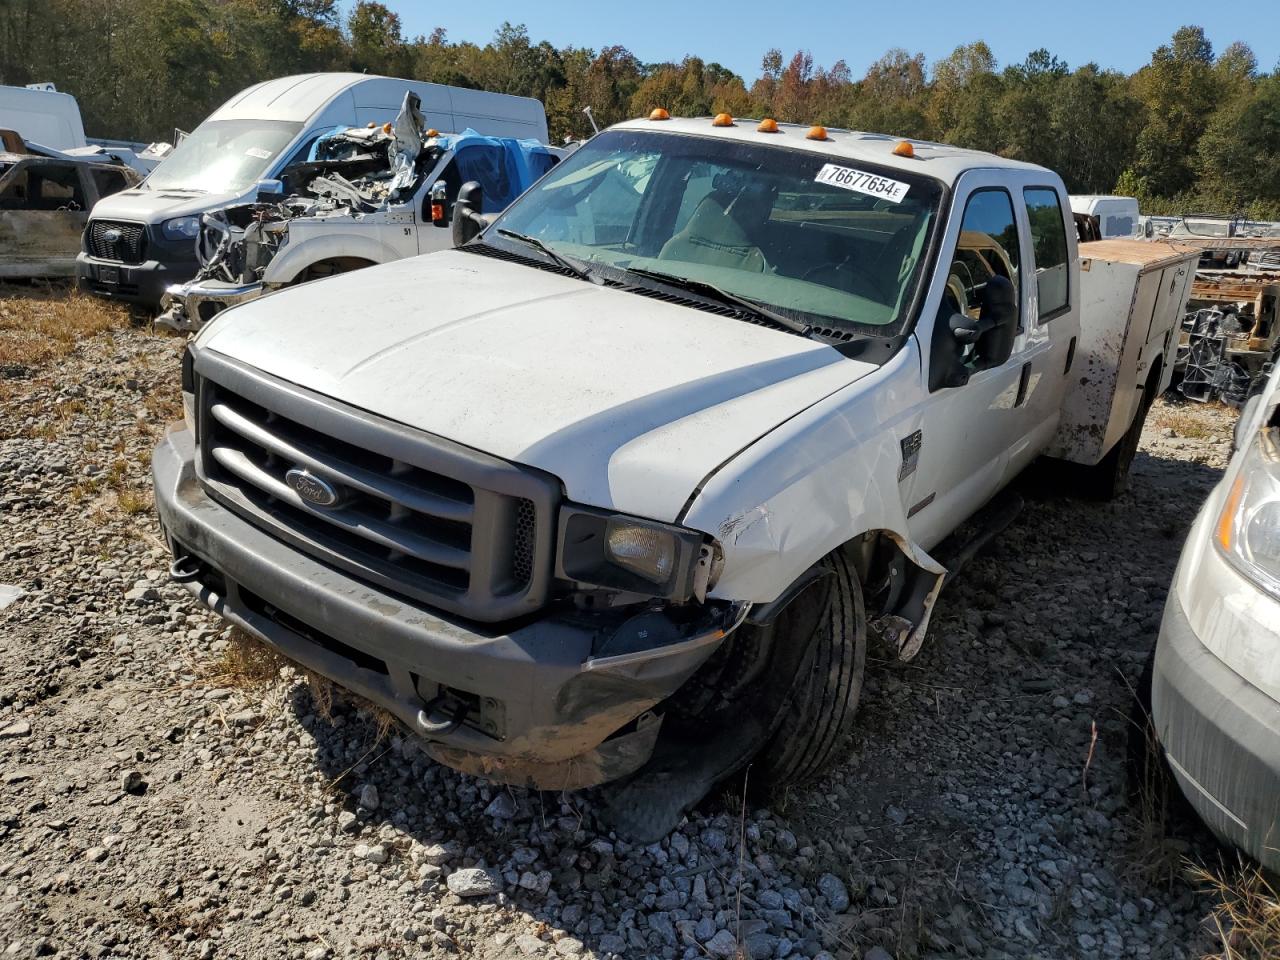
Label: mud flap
xmin=601 ymin=579 xmax=829 ymax=841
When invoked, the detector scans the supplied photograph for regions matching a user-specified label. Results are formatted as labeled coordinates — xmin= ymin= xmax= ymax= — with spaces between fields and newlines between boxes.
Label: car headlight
xmin=1215 ymin=425 xmax=1280 ymax=598
xmin=162 ymin=216 xmax=202 ymax=241
xmin=557 ymin=505 xmax=716 ymax=600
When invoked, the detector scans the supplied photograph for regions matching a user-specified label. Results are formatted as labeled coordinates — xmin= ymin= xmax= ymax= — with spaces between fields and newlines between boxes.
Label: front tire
xmin=754 ymin=551 xmax=867 ymax=788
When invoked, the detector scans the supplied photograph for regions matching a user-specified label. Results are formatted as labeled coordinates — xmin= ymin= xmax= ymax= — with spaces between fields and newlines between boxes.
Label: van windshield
xmin=145 ymin=119 xmax=303 ymax=194
xmin=489 ymin=129 xmax=943 ymax=336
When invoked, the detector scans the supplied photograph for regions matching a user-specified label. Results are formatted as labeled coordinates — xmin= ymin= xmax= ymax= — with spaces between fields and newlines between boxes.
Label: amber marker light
xmin=757 ymin=118 xmax=779 ymax=133
xmin=893 ymin=140 xmax=916 ymax=158
xmin=806 ymin=125 xmax=828 ymax=140
xmin=1217 ymin=471 xmax=1247 ymax=552
xmin=649 ymin=108 xmax=670 ymax=120
xmin=712 ymin=113 xmax=734 ymax=126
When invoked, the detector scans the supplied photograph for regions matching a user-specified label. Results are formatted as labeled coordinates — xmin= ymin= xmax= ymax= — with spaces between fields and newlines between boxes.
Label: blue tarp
xmin=435 ymin=128 xmax=557 ymax=213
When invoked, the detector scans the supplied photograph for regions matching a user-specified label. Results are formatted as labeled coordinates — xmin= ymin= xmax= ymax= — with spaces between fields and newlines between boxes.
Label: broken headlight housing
xmin=557 ymin=504 xmax=718 ymax=601
xmin=162 ymin=216 xmax=201 ymax=241
xmin=1215 ymin=425 xmax=1280 ymax=599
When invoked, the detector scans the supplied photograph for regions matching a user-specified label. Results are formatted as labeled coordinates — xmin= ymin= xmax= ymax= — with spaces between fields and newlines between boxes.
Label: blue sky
xmin=357 ymin=0 xmax=1276 ymax=80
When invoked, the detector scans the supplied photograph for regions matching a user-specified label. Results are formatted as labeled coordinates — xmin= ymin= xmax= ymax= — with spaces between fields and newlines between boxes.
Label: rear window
xmin=1024 ymin=188 xmax=1069 ymax=318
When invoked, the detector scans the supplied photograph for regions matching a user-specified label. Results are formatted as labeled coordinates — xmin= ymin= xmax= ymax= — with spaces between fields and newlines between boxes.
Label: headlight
xmin=162 ymin=216 xmax=201 ymax=240
xmin=558 ymin=505 xmax=712 ymax=600
xmin=1215 ymin=426 xmax=1280 ymax=598
xmin=605 ymin=519 xmax=677 ymax=583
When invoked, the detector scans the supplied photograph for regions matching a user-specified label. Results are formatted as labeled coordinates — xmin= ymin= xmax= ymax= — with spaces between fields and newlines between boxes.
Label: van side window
xmin=1023 ymin=188 xmax=1069 ymax=318
xmin=945 ymin=189 xmax=1021 ymax=327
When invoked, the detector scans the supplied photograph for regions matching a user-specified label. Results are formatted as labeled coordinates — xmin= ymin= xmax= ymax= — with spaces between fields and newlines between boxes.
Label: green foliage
xmin=2 ymin=12 xmax=1277 ymax=215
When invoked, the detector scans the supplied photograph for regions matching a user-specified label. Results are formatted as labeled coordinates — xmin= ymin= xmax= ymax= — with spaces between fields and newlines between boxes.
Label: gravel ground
xmin=0 ymin=299 xmax=1244 ymax=959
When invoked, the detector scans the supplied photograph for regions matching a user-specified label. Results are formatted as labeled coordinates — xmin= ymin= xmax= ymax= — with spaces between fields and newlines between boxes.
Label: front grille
xmin=193 ymin=352 xmax=558 ymax=623
xmin=86 ymin=220 xmax=146 ymax=263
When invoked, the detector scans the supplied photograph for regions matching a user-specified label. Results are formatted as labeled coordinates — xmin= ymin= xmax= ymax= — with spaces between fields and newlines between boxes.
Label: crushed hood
xmin=198 ymin=251 xmax=877 ymax=523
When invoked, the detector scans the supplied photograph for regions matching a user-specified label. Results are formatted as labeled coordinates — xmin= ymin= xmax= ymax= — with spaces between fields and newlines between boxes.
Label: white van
xmin=77 ymin=73 xmax=548 ymax=307
xmin=1069 ymin=195 xmax=1140 ymax=239
xmin=0 ymin=85 xmax=87 ymax=151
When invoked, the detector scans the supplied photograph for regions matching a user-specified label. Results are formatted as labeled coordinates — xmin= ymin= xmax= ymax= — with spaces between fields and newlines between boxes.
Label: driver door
xmin=906 ymin=172 xmax=1037 ymax=548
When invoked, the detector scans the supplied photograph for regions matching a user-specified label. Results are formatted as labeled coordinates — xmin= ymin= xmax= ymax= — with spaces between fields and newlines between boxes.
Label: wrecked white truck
xmin=156 ymin=106 xmax=564 ymax=332
xmin=153 ymin=115 xmax=1196 ymax=838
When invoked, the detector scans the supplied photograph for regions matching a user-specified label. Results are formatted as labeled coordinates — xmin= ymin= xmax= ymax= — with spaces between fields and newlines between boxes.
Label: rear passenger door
xmin=1010 ymin=184 xmax=1079 ymax=476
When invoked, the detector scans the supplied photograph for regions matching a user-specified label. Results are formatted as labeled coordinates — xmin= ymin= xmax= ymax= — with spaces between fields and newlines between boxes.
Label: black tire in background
xmin=1079 ymin=383 xmax=1156 ymax=500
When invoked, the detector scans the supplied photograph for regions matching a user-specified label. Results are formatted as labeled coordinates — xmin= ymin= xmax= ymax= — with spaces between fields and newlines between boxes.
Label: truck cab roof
xmin=610 ymin=116 xmax=1052 ymax=184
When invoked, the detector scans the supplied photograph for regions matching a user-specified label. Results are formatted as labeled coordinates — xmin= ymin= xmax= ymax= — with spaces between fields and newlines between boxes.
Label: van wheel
xmin=1079 ymin=386 xmax=1153 ymax=500
xmin=753 ymin=551 xmax=867 ymax=788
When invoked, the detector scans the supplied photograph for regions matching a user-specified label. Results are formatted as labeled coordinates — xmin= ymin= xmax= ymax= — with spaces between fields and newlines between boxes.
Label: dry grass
xmin=1150 ymin=406 xmax=1215 ymax=440
xmin=208 ymin=628 xmax=287 ymax=688
xmin=302 ymin=668 xmax=336 ymax=721
xmin=115 ymin=488 xmax=151 ymax=515
xmin=1194 ymin=861 xmax=1280 ymax=959
xmin=0 ymin=287 xmax=130 ymax=372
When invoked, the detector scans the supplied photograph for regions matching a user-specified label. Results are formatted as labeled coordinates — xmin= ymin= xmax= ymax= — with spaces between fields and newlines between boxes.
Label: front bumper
xmin=153 ymin=426 xmax=739 ymax=789
xmin=77 ymin=251 xmax=198 ymax=308
xmin=1152 ymin=591 xmax=1280 ymax=873
xmin=156 ymin=279 xmax=265 ymax=334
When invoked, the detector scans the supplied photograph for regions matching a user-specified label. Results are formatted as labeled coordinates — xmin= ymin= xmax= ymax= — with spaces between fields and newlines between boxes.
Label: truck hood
xmin=198 ymin=250 xmax=877 ymax=523
xmin=89 ymin=186 xmax=243 ymax=223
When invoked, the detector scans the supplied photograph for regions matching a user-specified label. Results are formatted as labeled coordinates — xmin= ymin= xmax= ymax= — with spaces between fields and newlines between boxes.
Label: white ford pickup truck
xmin=153 ymin=114 xmax=1196 ymax=838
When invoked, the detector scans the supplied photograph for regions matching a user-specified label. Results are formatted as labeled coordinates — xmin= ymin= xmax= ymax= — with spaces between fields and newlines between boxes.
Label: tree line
xmin=3 ymin=1 xmax=1279 ymax=217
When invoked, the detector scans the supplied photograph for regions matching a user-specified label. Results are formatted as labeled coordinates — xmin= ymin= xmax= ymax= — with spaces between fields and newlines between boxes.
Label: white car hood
xmin=89 ymin=186 xmax=242 ymax=223
xmin=199 ymin=251 xmax=878 ymax=523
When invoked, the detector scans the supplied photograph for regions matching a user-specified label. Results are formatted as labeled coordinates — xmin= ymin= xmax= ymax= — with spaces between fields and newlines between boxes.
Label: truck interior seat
xmin=658 ymin=186 xmax=771 ymax=273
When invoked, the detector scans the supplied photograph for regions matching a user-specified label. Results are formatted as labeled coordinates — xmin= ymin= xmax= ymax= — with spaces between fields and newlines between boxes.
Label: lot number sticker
xmin=815 ymin=164 xmax=910 ymax=203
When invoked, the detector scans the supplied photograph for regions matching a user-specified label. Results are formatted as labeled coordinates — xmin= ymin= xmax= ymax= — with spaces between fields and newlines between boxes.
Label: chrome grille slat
xmin=209 ymin=401 xmax=474 ymax=523
xmin=192 ymin=352 xmax=558 ymax=623
xmin=209 ymin=445 xmax=472 ymax=571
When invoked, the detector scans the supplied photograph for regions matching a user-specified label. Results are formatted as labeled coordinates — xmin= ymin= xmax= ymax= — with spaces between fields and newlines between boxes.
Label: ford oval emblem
xmin=102 ymin=227 xmax=122 ymax=243
xmin=285 ymin=467 xmax=339 ymax=507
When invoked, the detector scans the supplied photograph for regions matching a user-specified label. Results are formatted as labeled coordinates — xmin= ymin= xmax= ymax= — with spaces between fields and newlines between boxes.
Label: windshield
xmin=489 ymin=129 xmax=943 ymax=336
xmin=144 ymin=119 xmax=303 ymax=193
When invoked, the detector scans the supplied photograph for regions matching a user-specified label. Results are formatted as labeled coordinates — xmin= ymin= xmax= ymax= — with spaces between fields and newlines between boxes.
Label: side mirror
xmin=928 ymin=275 xmax=1018 ymax=391
xmin=451 ymin=181 xmax=485 ymax=247
xmin=969 ymin=275 xmax=1018 ymax=371
xmin=254 ymin=178 xmax=285 ymax=202
xmin=429 ymin=179 xmax=449 ymax=227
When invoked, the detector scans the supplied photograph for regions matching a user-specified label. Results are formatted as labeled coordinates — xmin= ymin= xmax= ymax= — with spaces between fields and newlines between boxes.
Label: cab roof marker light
xmin=892 ymin=140 xmax=916 ymax=158
xmin=712 ymin=113 xmax=734 ymax=127
xmin=649 ymin=108 xmax=670 ymax=121
xmin=805 ymin=125 xmax=829 ymax=141
xmin=757 ymin=118 xmax=780 ymax=133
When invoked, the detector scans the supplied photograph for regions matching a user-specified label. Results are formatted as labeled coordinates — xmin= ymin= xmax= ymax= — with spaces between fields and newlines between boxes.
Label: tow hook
xmin=168 ymin=551 xmax=203 ymax=584
xmin=417 ymin=692 xmax=470 ymax=737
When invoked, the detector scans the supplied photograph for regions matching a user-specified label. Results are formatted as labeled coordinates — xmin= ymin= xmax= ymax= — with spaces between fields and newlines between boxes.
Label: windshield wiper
xmin=622 ymin=266 xmax=813 ymax=337
xmin=495 ymin=229 xmax=594 ymax=282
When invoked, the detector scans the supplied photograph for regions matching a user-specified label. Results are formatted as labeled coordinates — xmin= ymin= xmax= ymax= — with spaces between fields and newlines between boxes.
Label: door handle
xmin=1015 ymin=362 xmax=1032 ymax=407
